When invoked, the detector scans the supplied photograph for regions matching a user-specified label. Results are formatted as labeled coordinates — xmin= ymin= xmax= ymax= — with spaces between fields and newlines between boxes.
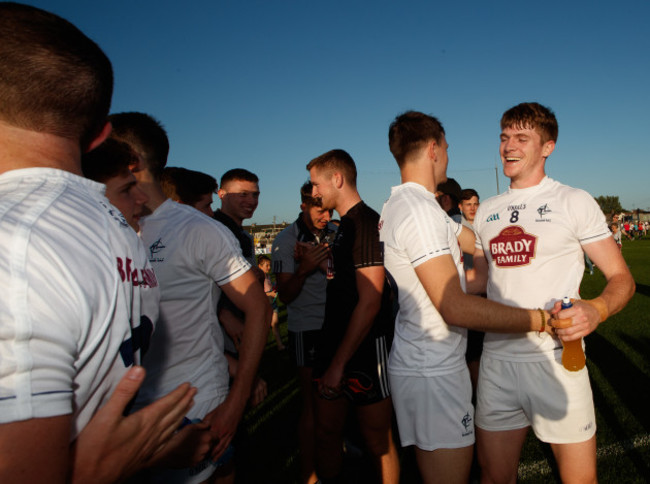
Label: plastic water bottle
xmin=560 ymin=297 xmax=586 ymax=371
xmin=326 ymin=251 xmax=334 ymax=280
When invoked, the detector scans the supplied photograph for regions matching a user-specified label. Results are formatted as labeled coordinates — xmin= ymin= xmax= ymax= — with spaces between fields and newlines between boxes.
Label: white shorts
xmin=476 ymin=355 xmax=596 ymax=444
xmin=389 ymin=367 xmax=475 ymax=451
xmin=149 ymin=393 xmax=229 ymax=484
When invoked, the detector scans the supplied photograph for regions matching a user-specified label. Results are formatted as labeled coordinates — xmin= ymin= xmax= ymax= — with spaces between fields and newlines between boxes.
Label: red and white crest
xmin=489 ymin=226 xmax=537 ymax=267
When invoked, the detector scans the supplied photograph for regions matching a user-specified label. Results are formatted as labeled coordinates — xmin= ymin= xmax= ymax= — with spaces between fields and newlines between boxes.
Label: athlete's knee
xmin=315 ymin=419 xmax=342 ymax=446
xmin=477 ymin=454 xmax=517 ymax=484
xmin=480 ymin=466 xmax=518 ymax=484
xmin=557 ymin=463 xmax=597 ymax=484
xmin=299 ymin=412 xmax=315 ymax=441
xmin=362 ymin=428 xmax=395 ymax=457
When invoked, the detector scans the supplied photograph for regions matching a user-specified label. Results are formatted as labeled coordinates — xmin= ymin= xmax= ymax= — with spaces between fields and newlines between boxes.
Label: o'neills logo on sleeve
xmin=489 ymin=226 xmax=537 ymax=267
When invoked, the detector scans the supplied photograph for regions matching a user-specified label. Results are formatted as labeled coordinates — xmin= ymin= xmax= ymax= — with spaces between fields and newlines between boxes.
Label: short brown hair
xmin=306 ymin=149 xmax=357 ymax=187
xmin=0 ymin=2 xmax=113 ymax=150
xmin=388 ymin=111 xmax=445 ymax=166
xmin=501 ymin=102 xmax=558 ymax=144
xmin=109 ymin=112 xmax=169 ymax=180
xmin=460 ymin=188 xmax=479 ymax=202
xmin=220 ymin=168 xmax=259 ymax=188
xmin=161 ymin=167 xmax=217 ymax=206
xmin=82 ymin=138 xmax=136 ymax=183
xmin=300 ymin=181 xmax=322 ymax=207
xmin=436 ymin=178 xmax=462 ymax=205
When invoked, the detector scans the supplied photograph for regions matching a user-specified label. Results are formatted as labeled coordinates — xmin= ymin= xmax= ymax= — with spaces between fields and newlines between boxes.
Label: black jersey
xmin=317 ymin=201 xmax=395 ymax=369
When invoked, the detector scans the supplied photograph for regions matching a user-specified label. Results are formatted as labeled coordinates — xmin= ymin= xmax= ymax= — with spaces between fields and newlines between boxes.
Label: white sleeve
xmin=570 ymin=190 xmax=610 ymax=245
xmin=398 ymin=205 xmax=453 ymax=268
xmin=474 ymin=205 xmax=486 ymax=251
xmin=0 ymin=233 xmax=93 ymax=423
xmin=192 ymin=222 xmax=251 ymax=286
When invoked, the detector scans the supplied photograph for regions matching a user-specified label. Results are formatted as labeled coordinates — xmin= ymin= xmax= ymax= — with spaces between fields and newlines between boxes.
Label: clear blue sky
xmin=28 ymin=0 xmax=650 ymax=223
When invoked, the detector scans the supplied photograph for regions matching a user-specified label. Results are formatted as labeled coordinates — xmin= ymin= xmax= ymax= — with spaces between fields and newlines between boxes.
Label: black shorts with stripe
xmin=313 ymin=334 xmax=391 ymax=405
xmin=288 ymin=329 xmax=321 ymax=368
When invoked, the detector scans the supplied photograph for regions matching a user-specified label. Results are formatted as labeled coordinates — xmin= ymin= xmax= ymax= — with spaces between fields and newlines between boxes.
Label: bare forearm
xmin=458 ymin=226 xmax=476 ymax=254
xmin=228 ymin=302 xmax=271 ymax=407
xmin=1 ymin=417 xmax=70 ymax=484
xmin=277 ymin=271 xmax=309 ymax=304
xmin=598 ymin=272 xmax=635 ymax=319
xmin=440 ymin=293 xmax=546 ymax=333
xmin=225 ymin=353 xmax=238 ymax=379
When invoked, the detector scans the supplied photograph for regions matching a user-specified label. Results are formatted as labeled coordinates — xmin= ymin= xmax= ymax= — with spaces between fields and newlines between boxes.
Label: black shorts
xmin=289 ymin=329 xmax=321 ymax=368
xmin=313 ymin=334 xmax=391 ymax=405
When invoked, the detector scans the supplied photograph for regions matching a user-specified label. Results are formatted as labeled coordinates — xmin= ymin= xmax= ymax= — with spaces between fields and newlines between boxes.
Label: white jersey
xmin=271 ymin=217 xmax=337 ymax=332
xmin=474 ymin=176 xmax=610 ymax=361
xmin=135 ymin=199 xmax=250 ymax=408
xmin=379 ymin=182 xmax=467 ymax=377
xmin=0 ymin=168 xmax=158 ymax=440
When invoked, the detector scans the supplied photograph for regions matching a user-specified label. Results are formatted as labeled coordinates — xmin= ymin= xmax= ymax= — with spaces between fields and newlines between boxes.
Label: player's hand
xmin=550 ymin=299 xmax=601 ymax=341
xmin=249 ymin=377 xmax=267 ymax=407
xmin=294 ymin=242 xmax=329 ymax=274
xmin=147 ymin=420 xmax=213 ymax=469
xmin=317 ymin=364 xmax=345 ymax=399
xmin=70 ymin=366 xmax=196 ymax=484
xmin=203 ymin=397 xmax=246 ymax=461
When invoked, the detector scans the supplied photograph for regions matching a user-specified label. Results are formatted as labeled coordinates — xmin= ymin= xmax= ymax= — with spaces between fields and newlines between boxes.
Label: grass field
xmin=235 ymin=238 xmax=650 ymax=483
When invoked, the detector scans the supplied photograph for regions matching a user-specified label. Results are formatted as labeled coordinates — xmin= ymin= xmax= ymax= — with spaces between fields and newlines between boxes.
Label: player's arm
xmin=225 ymin=352 xmax=267 ymax=407
xmin=415 ymin=253 xmax=549 ymax=332
xmin=265 ymin=285 xmax=278 ymax=299
xmin=465 ymin=248 xmax=488 ymax=295
xmin=457 ymin=224 xmax=476 ymax=255
xmin=318 ymin=265 xmax=383 ymax=394
xmin=553 ymin=237 xmax=635 ymax=341
xmin=0 ymin=415 xmax=70 ymax=483
xmin=276 ymin=242 xmax=328 ymax=304
xmin=204 ymin=268 xmax=271 ymax=458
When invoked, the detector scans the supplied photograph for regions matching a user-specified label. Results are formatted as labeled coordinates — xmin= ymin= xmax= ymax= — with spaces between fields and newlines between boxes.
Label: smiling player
xmin=473 ymin=102 xmax=635 ymax=483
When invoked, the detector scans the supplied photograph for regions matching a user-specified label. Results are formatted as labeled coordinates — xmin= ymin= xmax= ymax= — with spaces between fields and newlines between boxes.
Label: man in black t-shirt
xmin=307 ymin=149 xmax=399 ymax=484
xmin=214 ymin=168 xmax=261 ymax=354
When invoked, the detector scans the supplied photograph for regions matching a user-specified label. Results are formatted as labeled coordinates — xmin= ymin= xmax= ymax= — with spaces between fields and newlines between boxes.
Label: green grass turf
xmin=237 ymin=238 xmax=650 ymax=483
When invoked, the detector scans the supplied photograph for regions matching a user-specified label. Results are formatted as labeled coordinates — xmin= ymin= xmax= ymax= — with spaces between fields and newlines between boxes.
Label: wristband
xmin=537 ymin=308 xmax=546 ymax=335
xmin=584 ymin=297 xmax=609 ymax=323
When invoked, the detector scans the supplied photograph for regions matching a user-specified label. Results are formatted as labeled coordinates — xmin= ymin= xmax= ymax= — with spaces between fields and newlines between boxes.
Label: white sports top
xmin=0 ymin=168 xmax=158 ymax=440
xmin=379 ymin=183 xmax=467 ymax=376
xmin=474 ymin=177 xmax=610 ymax=361
xmin=135 ymin=200 xmax=250 ymax=408
xmin=271 ymin=218 xmax=337 ymax=332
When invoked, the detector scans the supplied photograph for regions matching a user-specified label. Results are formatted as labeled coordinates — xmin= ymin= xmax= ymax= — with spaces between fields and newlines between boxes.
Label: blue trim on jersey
xmin=0 ymin=389 xmax=74 ymax=401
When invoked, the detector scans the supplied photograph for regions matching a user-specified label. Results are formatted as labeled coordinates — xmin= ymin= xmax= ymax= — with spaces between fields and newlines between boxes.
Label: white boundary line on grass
xmin=518 ymin=433 xmax=650 ymax=479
